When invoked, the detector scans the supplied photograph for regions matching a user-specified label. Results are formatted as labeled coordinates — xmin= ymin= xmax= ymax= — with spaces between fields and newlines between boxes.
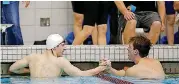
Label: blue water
xmin=1 ymin=74 xmax=179 ymax=84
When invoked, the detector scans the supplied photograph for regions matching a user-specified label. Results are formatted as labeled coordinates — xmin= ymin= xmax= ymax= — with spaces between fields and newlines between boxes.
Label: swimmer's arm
xmin=125 ymin=67 xmax=137 ymax=77
xmin=108 ymin=66 xmax=136 ymax=77
xmin=107 ymin=67 xmax=125 ymax=76
xmin=61 ymin=58 xmax=106 ymax=76
xmin=9 ymin=56 xmax=31 ymax=74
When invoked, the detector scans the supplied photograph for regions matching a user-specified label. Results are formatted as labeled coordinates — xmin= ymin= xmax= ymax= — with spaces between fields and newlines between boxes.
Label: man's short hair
xmin=129 ymin=35 xmax=151 ymax=57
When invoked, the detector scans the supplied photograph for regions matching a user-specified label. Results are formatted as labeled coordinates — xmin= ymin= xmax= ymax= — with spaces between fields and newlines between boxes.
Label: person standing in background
xmin=71 ymin=1 xmax=98 ymax=45
xmin=165 ymin=1 xmax=175 ymax=45
xmin=115 ymin=1 xmax=165 ymax=44
xmin=1 ymin=1 xmax=30 ymax=45
xmin=73 ymin=1 xmax=110 ymax=45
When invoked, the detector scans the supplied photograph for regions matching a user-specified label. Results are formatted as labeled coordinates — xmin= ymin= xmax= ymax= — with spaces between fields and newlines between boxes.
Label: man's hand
xmin=123 ymin=11 xmax=135 ymax=21
xmin=22 ymin=1 xmax=30 ymax=8
xmin=23 ymin=68 xmax=30 ymax=73
xmin=161 ymin=23 xmax=165 ymax=32
xmin=114 ymin=1 xmax=135 ymax=21
xmin=99 ymin=57 xmax=112 ymax=73
xmin=123 ymin=66 xmax=129 ymax=71
xmin=99 ymin=58 xmax=108 ymax=66
xmin=106 ymin=60 xmax=111 ymax=67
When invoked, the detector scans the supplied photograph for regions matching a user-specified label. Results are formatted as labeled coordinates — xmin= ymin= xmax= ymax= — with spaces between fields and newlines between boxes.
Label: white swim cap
xmin=46 ymin=34 xmax=64 ymax=49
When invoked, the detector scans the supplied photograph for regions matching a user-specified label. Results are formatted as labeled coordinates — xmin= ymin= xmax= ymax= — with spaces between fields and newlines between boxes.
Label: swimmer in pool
xmin=9 ymin=34 xmax=108 ymax=78
xmin=106 ymin=35 xmax=165 ymax=79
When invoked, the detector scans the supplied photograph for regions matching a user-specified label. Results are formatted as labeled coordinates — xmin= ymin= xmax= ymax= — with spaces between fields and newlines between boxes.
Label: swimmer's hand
xmin=23 ymin=68 xmax=30 ymax=73
xmin=99 ymin=58 xmax=112 ymax=73
xmin=9 ymin=68 xmax=30 ymax=74
xmin=99 ymin=57 xmax=110 ymax=66
xmin=123 ymin=66 xmax=129 ymax=71
xmin=161 ymin=23 xmax=165 ymax=32
xmin=99 ymin=57 xmax=111 ymax=67
xmin=97 ymin=57 xmax=108 ymax=72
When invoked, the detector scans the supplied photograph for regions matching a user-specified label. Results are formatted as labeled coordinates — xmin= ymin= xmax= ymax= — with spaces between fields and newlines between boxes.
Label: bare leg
xmin=73 ymin=13 xmax=84 ymax=37
xmin=166 ymin=14 xmax=175 ymax=45
xmin=72 ymin=25 xmax=95 ymax=45
xmin=123 ymin=20 xmax=137 ymax=44
xmin=148 ymin=21 xmax=161 ymax=44
xmin=97 ymin=24 xmax=107 ymax=45
xmin=92 ymin=24 xmax=98 ymax=45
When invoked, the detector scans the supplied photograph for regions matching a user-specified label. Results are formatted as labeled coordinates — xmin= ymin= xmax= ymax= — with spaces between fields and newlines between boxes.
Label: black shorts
xmin=165 ymin=1 xmax=175 ymax=15
xmin=83 ymin=1 xmax=110 ymax=26
xmin=71 ymin=1 xmax=84 ymax=14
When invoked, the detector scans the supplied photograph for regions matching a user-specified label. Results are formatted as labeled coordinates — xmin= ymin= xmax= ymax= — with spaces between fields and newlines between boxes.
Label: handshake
xmin=98 ymin=58 xmax=112 ymax=72
xmin=97 ymin=57 xmax=127 ymax=76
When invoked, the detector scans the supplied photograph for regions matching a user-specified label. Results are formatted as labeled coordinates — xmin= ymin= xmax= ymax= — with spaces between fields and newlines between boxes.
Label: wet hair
xmin=129 ymin=35 xmax=151 ymax=57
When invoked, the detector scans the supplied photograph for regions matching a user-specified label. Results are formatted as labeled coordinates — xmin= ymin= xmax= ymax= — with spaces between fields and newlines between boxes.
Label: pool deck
xmin=1 ymin=45 xmax=179 ymax=62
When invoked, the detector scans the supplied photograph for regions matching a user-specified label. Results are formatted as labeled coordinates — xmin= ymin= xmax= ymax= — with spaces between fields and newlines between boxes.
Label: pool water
xmin=2 ymin=76 xmax=113 ymax=84
xmin=1 ymin=74 xmax=179 ymax=84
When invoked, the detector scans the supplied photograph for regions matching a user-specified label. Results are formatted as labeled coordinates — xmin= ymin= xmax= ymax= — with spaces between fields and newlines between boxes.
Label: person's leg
xmin=72 ymin=26 xmax=95 ymax=45
xmin=3 ymin=1 xmax=24 ymax=45
xmin=1 ymin=3 xmax=6 ymax=24
xmin=97 ymin=24 xmax=107 ymax=45
xmin=122 ymin=20 xmax=137 ymax=44
xmin=91 ymin=24 xmax=98 ymax=45
xmin=73 ymin=13 xmax=84 ymax=37
xmin=148 ymin=21 xmax=161 ymax=44
xmin=166 ymin=15 xmax=175 ymax=45
xmin=97 ymin=2 xmax=109 ymax=45
xmin=117 ymin=13 xmax=137 ymax=44
xmin=71 ymin=1 xmax=84 ymax=37
xmin=72 ymin=2 xmax=97 ymax=45
xmin=2 ymin=2 xmax=17 ymax=45
xmin=140 ymin=12 xmax=161 ymax=44
xmin=120 ymin=13 xmax=137 ymax=44
xmin=72 ymin=1 xmax=98 ymax=45
xmin=1 ymin=3 xmax=6 ymax=45
xmin=165 ymin=1 xmax=175 ymax=45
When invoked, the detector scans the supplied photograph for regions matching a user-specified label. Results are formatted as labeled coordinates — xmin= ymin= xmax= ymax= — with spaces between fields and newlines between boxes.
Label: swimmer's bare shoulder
xmin=56 ymin=57 xmax=69 ymax=66
xmin=154 ymin=59 xmax=162 ymax=65
xmin=125 ymin=65 xmax=138 ymax=77
xmin=152 ymin=59 xmax=165 ymax=73
xmin=147 ymin=58 xmax=163 ymax=67
xmin=25 ymin=53 xmax=42 ymax=61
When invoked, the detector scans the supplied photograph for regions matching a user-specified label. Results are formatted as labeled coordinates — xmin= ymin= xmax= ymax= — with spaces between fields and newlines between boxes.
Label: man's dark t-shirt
xmin=124 ymin=1 xmax=157 ymax=12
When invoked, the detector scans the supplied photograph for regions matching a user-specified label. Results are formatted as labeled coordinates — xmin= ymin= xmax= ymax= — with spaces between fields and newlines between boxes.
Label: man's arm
xmin=60 ymin=58 xmax=106 ymax=76
xmin=114 ymin=1 xmax=135 ymax=20
xmin=105 ymin=59 xmax=125 ymax=76
xmin=114 ymin=1 xmax=128 ymax=15
xmin=107 ymin=65 xmax=136 ymax=77
xmin=125 ymin=67 xmax=136 ymax=77
xmin=9 ymin=55 xmax=31 ymax=74
xmin=157 ymin=1 xmax=166 ymax=32
xmin=108 ymin=67 xmax=125 ymax=76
